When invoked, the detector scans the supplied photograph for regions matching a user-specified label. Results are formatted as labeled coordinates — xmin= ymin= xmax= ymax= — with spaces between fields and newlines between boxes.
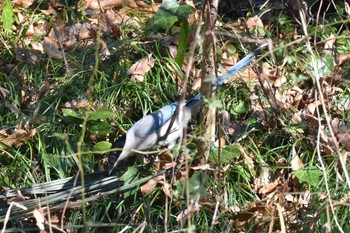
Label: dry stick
xmin=164 ymin=172 xmax=169 ymax=233
xmin=119 ymin=204 xmax=143 ymax=233
xmin=52 ymin=23 xmax=70 ymax=75
xmin=75 ymin=11 xmax=102 ymax=226
xmin=276 ymin=203 xmax=286 ymax=233
xmin=206 ymin=1 xmax=222 ymax=191
xmin=326 ymin=203 xmax=331 ymax=233
xmin=254 ymin=64 xmax=284 ymax=125
xmin=312 ymin=200 xmax=350 ymax=228
xmin=268 ymin=207 xmax=276 ymax=233
xmin=180 ymin=10 xmax=204 ymax=233
xmin=60 ymin=172 xmax=80 ymax=231
xmin=298 ymin=4 xmax=348 ymax=233
xmin=314 ymin=92 xmax=344 ymax=233
xmin=197 ymin=0 xmax=217 ymax=163
xmin=209 ymin=197 xmax=220 ymax=232
xmin=330 ymin=0 xmax=350 ymax=32
xmin=175 ymin=6 xmax=203 ymax=168
xmin=131 ymin=221 xmax=146 ymax=233
xmin=1 ymin=202 xmax=27 ymax=233
xmin=162 ymin=10 xmax=204 ymax=232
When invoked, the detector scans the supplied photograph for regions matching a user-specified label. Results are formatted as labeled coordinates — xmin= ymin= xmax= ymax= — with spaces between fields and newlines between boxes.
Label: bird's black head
xmin=108 ymin=135 xmax=126 ymax=171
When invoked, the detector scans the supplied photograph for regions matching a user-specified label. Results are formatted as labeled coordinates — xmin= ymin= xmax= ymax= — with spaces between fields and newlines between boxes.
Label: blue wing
xmin=132 ymin=102 xmax=178 ymax=137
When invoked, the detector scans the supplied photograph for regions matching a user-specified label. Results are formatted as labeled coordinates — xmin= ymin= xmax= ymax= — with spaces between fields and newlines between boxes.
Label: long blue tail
xmin=212 ymin=43 xmax=268 ymax=92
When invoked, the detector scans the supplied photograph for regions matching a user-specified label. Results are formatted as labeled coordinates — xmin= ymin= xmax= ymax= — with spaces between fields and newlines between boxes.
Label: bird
xmin=109 ymin=43 xmax=267 ymax=175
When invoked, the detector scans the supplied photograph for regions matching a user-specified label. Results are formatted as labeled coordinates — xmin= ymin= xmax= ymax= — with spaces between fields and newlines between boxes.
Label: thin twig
xmin=276 ymin=203 xmax=286 ymax=233
xmin=298 ymin=3 xmax=347 ymax=233
xmin=52 ymin=23 xmax=70 ymax=75
xmin=1 ymin=202 xmax=27 ymax=233
xmin=60 ymin=172 xmax=80 ymax=231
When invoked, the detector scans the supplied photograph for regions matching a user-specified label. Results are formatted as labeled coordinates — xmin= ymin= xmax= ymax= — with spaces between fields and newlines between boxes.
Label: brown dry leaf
xmin=40 ymin=5 xmax=57 ymax=15
xmin=31 ymin=42 xmax=44 ymax=53
xmin=16 ymin=190 xmax=28 ymax=202
xmin=64 ymin=99 xmax=89 ymax=109
xmin=332 ymin=119 xmax=350 ymax=151
xmin=285 ymin=194 xmax=295 ymax=203
xmin=15 ymin=48 xmax=40 ymax=64
xmin=191 ymin=77 xmax=201 ymax=91
xmin=26 ymin=23 xmax=36 ymax=37
xmin=162 ymin=181 xmax=172 ymax=198
xmin=162 ymin=162 xmax=177 ymax=169
xmin=176 ymin=201 xmax=202 ymax=222
xmin=140 ymin=175 xmax=163 ymax=196
xmin=33 ymin=209 xmax=45 ymax=230
xmin=43 ymin=37 xmax=63 ymax=60
xmin=0 ymin=129 xmax=8 ymax=138
xmin=63 ymin=23 xmax=92 ymax=48
xmin=320 ymin=128 xmax=329 ymax=143
xmin=220 ymin=56 xmax=235 ymax=68
xmin=4 ymin=102 xmax=19 ymax=118
xmin=336 ymin=53 xmax=350 ymax=66
xmin=49 ymin=214 xmax=59 ymax=224
xmin=261 ymin=63 xmax=277 ymax=81
xmin=273 ymin=76 xmax=287 ymax=88
xmin=127 ymin=57 xmax=155 ymax=82
xmin=190 ymin=164 xmax=212 ymax=170
xmin=291 ymin=113 xmax=302 ymax=123
xmin=168 ymin=45 xmax=178 ymax=59
xmin=0 ymin=87 xmax=10 ymax=98
xmin=101 ymin=9 xmax=136 ymax=37
xmin=246 ymin=16 xmax=264 ymax=31
xmin=13 ymin=0 xmax=35 ymax=8
xmin=87 ymin=0 xmax=140 ymax=11
xmin=305 ymin=102 xmax=317 ymax=116
xmin=0 ymin=128 xmax=36 ymax=150
xmin=323 ymin=33 xmax=335 ymax=54
xmin=290 ymin=148 xmax=303 ymax=171
xmin=47 ymin=24 xmax=64 ymax=41
xmin=299 ymin=191 xmax=311 ymax=207
xmin=154 ymin=151 xmax=173 ymax=170
xmin=236 ymin=200 xmax=270 ymax=223
xmin=79 ymin=23 xmax=92 ymax=40
xmin=28 ymin=129 xmax=37 ymax=137
xmin=259 ymin=180 xmax=279 ymax=195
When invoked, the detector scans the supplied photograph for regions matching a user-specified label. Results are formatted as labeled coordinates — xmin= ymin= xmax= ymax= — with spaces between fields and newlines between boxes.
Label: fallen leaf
xmin=290 ymin=152 xmax=303 ymax=171
xmin=162 ymin=181 xmax=172 ymax=198
xmin=176 ymin=201 xmax=202 ymax=222
xmin=246 ymin=16 xmax=264 ymax=31
xmin=259 ymin=180 xmax=279 ymax=195
xmin=0 ymin=128 xmax=36 ymax=150
xmin=16 ymin=190 xmax=28 ymax=202
xmin=154 ymin=151 xmax=174 ymax=170
xmin=64 ymin=99 xmax=89 ymax=109
xmin=291 ymin=113 xmax=302 ymax=123
xmin=140 ymin=176 xmax=163 ymax=196
xmin=0 ymin=86 xmax=10 ymax=98
xmin=190 ymin=164 xmax=212 ymax=170
xmin=127 ymin=57 xmax=155 ymax=81
xmin=87 ymin=0 xmax=140 ymax=11
xmin=43 ymin=37 xmax=63 ymax=60
xmin=33 ymin=209 xmax=45 ymax=230
xmin=13 ymin=0 xmax=35 ymax=8
xmin=323 ymin=33 xmax=335 ymax=54
xmin=336 ymin=53 xmax=350 ymax=66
